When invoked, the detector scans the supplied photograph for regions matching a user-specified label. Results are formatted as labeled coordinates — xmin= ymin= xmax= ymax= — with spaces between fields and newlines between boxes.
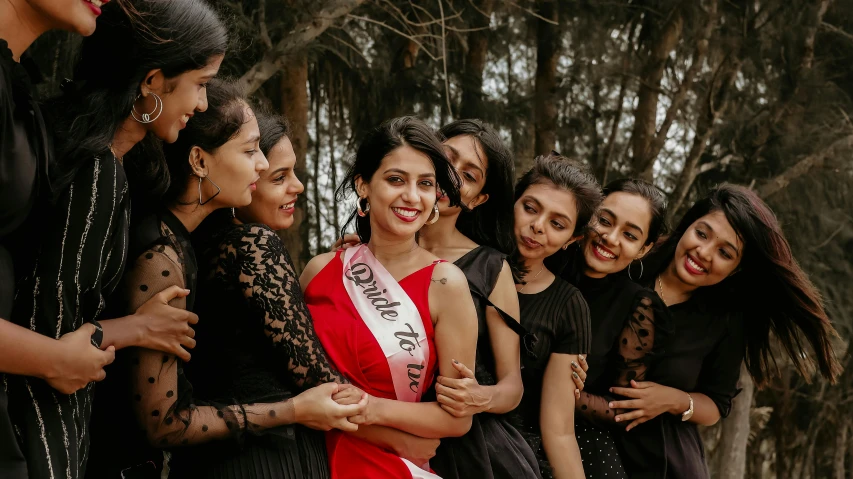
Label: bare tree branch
xmin=346 ymin=14 xmax=441 ymax=60
xmin=238 ymin=0 xmax=367 ymax=94
xmin=757 ymin=133 xmax=853 ymax=199
xmin=821 ymin=21 xmax=853 ymax=44
xmin=644 ymin=0 xmax=719 ymax=175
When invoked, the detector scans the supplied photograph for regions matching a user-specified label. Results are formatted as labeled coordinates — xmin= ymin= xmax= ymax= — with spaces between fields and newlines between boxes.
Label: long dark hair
xmin=514 ymin=153 xmax=603 ymax=274
xmin=339 ymin=116 xmax=461 ymax=243
xmin=439 ymin=119 xmax=518 ymax=259
xmin=647 ymin=184 xmax=841 ymax=386
xmin=159 ymin=79 xmax=249 ymax=207
xmin=49 ymin=0 xmax=227 ymax=197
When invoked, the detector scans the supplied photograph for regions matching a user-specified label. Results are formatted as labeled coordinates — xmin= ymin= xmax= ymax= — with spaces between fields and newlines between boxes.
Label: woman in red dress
xmin=300 ymin=116 xmax=479 ymax=479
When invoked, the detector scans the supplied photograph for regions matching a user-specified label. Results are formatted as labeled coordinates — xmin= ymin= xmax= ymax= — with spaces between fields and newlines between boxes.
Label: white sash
xmin=342 ymin=245 xmax=430 ymax=403
xmin=342 ymin=245 xmax=440 ymax=479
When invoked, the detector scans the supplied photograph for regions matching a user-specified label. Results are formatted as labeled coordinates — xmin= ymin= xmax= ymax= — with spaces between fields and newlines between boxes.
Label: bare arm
xmin=540 ymin=353 xmax=585 ymax=479
xmin=434 ymin=261 xmax=523 ymax=416
xmin=0 ymin=318 xmax=114 ymax=394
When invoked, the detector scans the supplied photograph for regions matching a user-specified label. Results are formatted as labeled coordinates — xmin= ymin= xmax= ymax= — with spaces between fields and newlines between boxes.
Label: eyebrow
xmin=268 ymin=167 xmax=290 ymax=176
xmin=524 ymin=195 xmax=574 ymax=225
xmin=244 ymin=133 xmax=261 ymax=144
xmin=383 ymin=168 xmax=436 ymax=179
xmin=601 ymin=207 xmax=645 ymax=235
xmin=698 ymin=220 xmax=740 ymax=255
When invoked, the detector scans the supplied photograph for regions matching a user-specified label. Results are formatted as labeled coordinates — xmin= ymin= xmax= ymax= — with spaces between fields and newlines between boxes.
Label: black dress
xmin=0 ymin=38 xmax=49 ymax=479
xmin=6 ymin=151 xmax=129 ymax=479
xmin=516 ymin=276 xmax=592 ymax=479
xmin=571 ymin=274 xmax=670 ymax=479
xmin=168 ymin=217 xmax=346 ymax=478
xmin=611 ymin=292 xmax=745 ymax=479
xmin=87 ymin=208 xmax=204 ymax=478
xmin=429 ymin=246 xmax=541 ymax=479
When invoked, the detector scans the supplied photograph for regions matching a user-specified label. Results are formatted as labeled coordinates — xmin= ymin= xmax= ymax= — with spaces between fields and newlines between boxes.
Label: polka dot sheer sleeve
xmin=576 ymin=291 xmax=671 ymax=426
xmin=124 ymin=245 xmax=296 ymax=447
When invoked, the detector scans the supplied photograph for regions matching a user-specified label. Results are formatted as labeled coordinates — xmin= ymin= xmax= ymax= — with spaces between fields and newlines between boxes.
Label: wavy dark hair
xmin=159 ymin=79 xmax=249 ymax=207
xmin=255 ymin=106 xmax=293 ymax=157
xmin=439 ymin=119 xmax=518 ymax=260
xmin=514 ymin=153 xmax=603 ymax=274
xmin=646 ymin=184 xmax=841 ymax=387
xmin=339 ymin=116 xmax=461 ymax=243
xmin=48 ymin=0 xmax=228 ymax=198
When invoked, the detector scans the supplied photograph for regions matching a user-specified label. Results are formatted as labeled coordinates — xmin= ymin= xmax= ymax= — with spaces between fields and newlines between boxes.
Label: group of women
xmin=0 ymin=1 xmax=842 ymax=479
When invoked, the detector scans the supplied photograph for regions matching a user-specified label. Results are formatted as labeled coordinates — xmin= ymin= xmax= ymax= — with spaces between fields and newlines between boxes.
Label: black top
xmin=457 ymin=246 xmax=510 ymax=385
xmin=6 ymin=153 xmax=129 ymax=479
xmin=0 ymin=36 xmax=48 ymax=479
xmin=515 ymin=277 xmax=591 ymax=463
xmin=88 ymin=208 xmax=203 ymax=478
xmin=614 ymin=293 xmax=745 ymax=479
xmin=0 ymin=39 xmax=49 ymax=318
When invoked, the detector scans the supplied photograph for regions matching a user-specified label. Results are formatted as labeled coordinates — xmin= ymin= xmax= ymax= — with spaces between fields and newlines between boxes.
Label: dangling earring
xmin=356 ymin=198 xmax=370 ymax=217
xmin=131 ymin=93 xmax=164 ymax=124
xmin=426 ymin=203 xmax=440 ymax=225
xmin=198 ymin=176 xmax=221 ymax=205
xmin=628 ymin=260 xmax=644 ymax=281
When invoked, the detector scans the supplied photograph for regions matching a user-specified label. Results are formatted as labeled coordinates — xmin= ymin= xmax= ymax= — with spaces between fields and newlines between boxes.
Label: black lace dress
xmin=516 ymin=277 xmax=592 ymax=479
xmin=570 ymin=274 xmax=670 ymax=479
xmin=429 ymin=246 xmax=541 ymax=479
xmin=175 ymin=217 xmax=346 ymax=478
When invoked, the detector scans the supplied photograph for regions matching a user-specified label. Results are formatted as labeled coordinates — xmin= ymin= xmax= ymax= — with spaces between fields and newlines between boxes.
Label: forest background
xmin=27 ymin=0 xmax=853 ymax=477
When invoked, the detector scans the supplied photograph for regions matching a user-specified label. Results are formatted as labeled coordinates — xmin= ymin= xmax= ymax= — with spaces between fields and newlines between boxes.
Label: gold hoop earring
xmin=426 ymin=203 xmax=440 ymax=225
xmin=356 ymin=198 xmax=370 ymax=217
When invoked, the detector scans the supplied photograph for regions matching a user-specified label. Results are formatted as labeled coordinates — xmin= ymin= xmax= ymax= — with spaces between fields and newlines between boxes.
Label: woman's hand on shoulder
xmin=331 ymin=234 xmax=361 ymax=251
xmin=293 ymin=382 xmax=368 ymax=432
xmin=133 ymin=285 xmax=199 ymax=361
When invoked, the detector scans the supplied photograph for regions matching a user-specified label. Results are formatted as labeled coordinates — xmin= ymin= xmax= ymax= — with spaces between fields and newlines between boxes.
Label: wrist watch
xmin=681 ymin=393 xmax=694 ymax=422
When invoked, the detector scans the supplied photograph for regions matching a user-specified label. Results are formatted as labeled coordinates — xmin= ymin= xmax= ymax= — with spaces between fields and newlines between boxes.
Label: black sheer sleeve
xmin=696 ymin=314 xmax=745 ymax=418
xmin=212 ymin=224 xmax=345 ymax=388
xmin=577 ymin=291 xmax=672 ymax=426
xmin=123 ymin=243 xmax=257 ymax=447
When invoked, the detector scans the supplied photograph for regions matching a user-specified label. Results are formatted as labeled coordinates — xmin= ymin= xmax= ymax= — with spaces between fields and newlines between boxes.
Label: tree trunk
xmin=834 ymin=421 xmax=848 ymax=479
xmin=239 ymin=0 xmax=366 ymax=94
xmin=716 ymin=364 xmax=754 ymax=479
xmin=630 ymin=5 xmax=684 ymax=179
xmin=277 ymin=50 xmax=310 ymax=271
xmin=534 ymin=0 xmax=559 ymax=156
xmin=459 ymin=0 xmax=496 ymax=119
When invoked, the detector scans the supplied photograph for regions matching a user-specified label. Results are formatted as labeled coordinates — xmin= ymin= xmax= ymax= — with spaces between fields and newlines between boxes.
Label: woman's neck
xmin=111 ymin=117 xmax=149 ymax=159
xmin=169 ymin=195 xmax=217 ymax=233
xmin=418 ymin=211 xmax=462 ymax=252
xmin=520 ymin=257 xmax=547 ymax=280
xmin=0 ymin=1 xmax=49 ymax=61
xmin=657 ymin=261 xmax=695 ymax=305
xmin=366 ymin=227 xmax=419 ymax=264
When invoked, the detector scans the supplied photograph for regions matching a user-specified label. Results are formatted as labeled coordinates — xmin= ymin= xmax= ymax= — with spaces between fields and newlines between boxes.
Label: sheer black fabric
xmin=5 ymin=153 xmax=129 ymax=479
xmin=569 ymin=273 xmax=671 ymax=479
xmin=613 ymin=292 xmax=745 ymax=479
xmin=429 ymin=246 xmax=541 ymax=479
xmin=515 ymin=277 xmax=591 ymax=479
xmin=172 ymin=218 xmax=345 ymax=478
